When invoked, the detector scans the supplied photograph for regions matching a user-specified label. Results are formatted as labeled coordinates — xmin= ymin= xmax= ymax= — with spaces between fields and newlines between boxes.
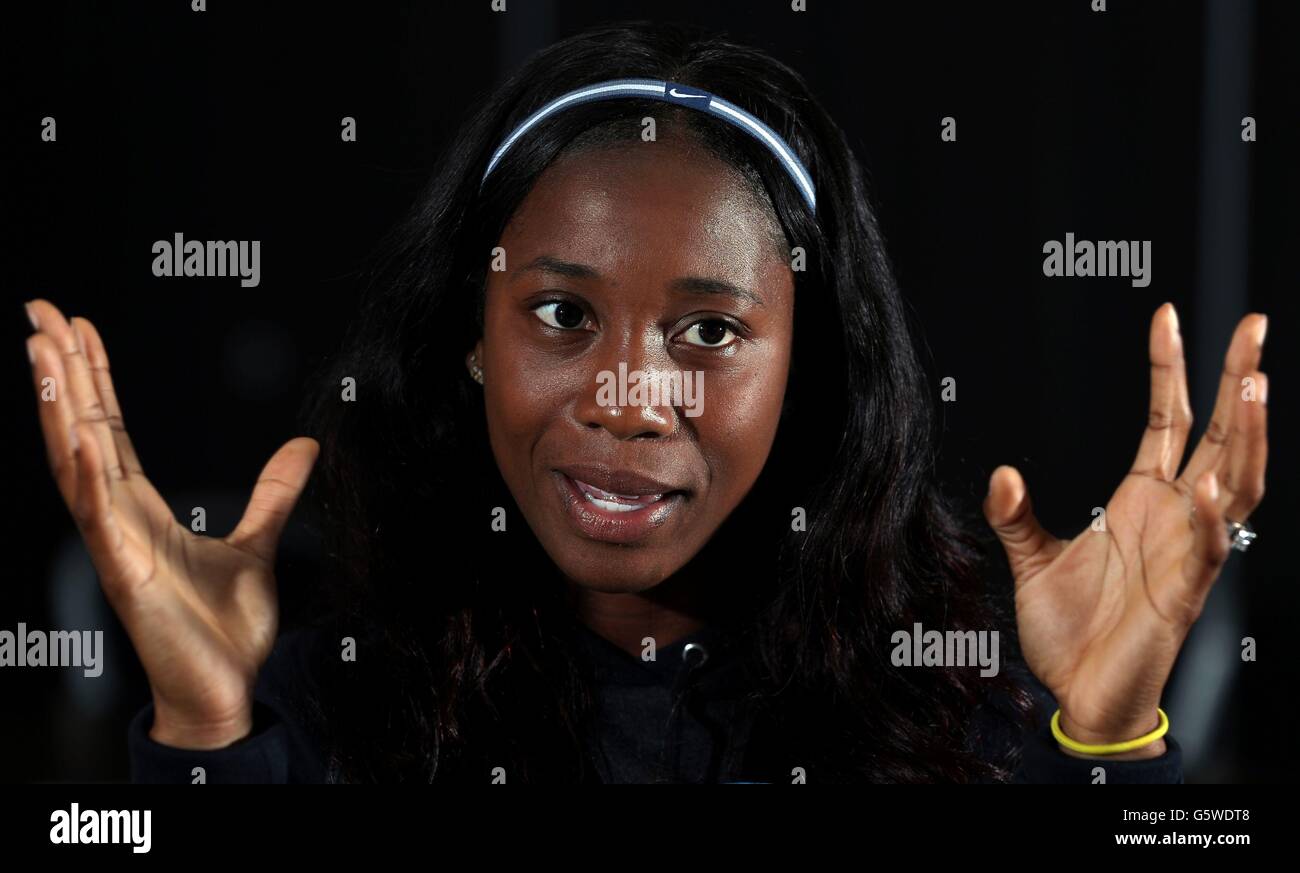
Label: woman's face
xmin=478 ymin=134 xmax=795 ymax=593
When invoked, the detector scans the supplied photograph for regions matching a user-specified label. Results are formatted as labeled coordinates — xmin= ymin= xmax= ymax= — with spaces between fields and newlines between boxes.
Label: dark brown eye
xmin=682 ymin=319 xmax=736 ymax=347
xmin=533 ymin=301 xmax=587 ymax=330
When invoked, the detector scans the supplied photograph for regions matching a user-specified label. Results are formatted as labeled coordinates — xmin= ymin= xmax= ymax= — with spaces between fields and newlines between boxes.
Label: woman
xmin=22 ymin=22 xmax=1268 ymax=783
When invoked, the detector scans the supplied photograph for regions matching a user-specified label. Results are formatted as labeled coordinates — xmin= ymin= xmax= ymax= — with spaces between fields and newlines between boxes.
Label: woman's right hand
xmin=24 ymin=300 xmax=318 ymax=750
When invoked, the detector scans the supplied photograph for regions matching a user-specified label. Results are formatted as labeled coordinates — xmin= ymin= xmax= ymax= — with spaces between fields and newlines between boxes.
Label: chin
xmin=544 ymin=542 xmax=686 ymax=593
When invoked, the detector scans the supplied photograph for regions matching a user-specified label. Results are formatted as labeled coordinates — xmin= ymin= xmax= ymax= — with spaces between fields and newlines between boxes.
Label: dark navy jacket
xmin=128 ymin=623 xmax=1182 ymax=784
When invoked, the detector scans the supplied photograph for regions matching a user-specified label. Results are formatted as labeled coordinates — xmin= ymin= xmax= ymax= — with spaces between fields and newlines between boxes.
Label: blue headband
xmin=481 ymin=78 xmax=817 ymax=213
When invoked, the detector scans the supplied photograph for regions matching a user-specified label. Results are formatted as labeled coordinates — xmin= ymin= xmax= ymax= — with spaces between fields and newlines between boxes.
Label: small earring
xmin=466 ymin=352 xmax=484 ymax=385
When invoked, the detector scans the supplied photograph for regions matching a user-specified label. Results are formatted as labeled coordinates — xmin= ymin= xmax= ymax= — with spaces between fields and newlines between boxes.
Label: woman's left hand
xmin=983 ymin=303 xmax=1268 ymax=759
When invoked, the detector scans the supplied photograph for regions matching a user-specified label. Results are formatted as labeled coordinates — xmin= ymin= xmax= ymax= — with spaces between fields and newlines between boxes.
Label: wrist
xmin=1058 ymin=737 xmax=1167 ymax=760
xmin=1055 ymin=709 xmax=1168 ymax=760
xmin=149 ymin=702 xmax=254 ymax=750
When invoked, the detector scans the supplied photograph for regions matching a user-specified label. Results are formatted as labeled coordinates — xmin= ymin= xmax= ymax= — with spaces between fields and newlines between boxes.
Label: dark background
xmin=2 ymin=0 xmax=1295 ymax=782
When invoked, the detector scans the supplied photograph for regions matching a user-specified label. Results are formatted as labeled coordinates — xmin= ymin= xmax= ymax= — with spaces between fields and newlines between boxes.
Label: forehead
xmin=497 ymin=139 xmax=790 ymax=287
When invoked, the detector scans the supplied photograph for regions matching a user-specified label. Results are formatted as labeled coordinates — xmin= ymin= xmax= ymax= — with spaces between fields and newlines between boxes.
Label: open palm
xmin=25 ymin=299 xmax=318 ymax=749
xmin=984 ymin=304 xmax=1268 ymax=754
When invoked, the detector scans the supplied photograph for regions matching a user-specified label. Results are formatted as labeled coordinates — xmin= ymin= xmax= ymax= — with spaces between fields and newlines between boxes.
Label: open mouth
xmin=552 ymin=467 xmax=688 ymax=544
xmin=570 ymin=477 xmax=668 ymax=512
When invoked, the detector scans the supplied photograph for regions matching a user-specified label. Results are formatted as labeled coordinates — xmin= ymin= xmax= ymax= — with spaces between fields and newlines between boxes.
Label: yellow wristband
xmin=1050 ymin=708 xmax=1169 ymax=755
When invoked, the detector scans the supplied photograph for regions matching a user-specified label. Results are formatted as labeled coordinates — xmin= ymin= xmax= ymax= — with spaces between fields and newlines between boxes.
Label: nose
xmin=573 ymin=333 xmax=680 ymax=440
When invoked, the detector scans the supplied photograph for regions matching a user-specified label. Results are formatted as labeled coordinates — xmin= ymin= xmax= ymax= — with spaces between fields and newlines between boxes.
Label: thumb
xmin=227 ymin=437 xmax=320 ymax=563
xmin=983 ymin=465 xmax=1063 ymax=584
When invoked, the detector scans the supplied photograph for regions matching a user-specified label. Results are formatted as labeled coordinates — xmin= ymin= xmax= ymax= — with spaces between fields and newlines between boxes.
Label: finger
xmin=1223 ymin=370 xmax=1267 ymax=521
xmin=1131 ymin=303 xmax=1193 ymax=481
xmin=1181 ymin=471 xmax=1230 ymax=608
xmin=27 ymin=300 xmax=124 ymax=482
xmin=226 ymin=438 xmax=320 ymax=564
xmin=70 ymin=421 xmax=130 ymax=585
xmin=71 ymin=316 xmax=145 ymax=477
xmin=1180 ymin=313 xmax=1267 ymax=487
xmin=983 ymin=465 xmax=1065 ymax=585
xmin=27 ymin=332 xmax=80 ymax=504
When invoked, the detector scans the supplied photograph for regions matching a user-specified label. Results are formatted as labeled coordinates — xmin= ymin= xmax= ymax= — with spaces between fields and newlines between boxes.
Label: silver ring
xmin=1227 ymin=520 xmax=1257 ymax=553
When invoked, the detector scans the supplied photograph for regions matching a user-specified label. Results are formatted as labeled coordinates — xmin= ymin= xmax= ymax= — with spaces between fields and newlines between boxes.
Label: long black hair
xmin=300 ymin=20 xmax=1035 ymax=782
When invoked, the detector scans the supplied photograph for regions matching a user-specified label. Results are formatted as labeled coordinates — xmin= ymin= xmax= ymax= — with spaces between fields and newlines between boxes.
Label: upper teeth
xmin=574 ymin=478 xmax=663 ymax=512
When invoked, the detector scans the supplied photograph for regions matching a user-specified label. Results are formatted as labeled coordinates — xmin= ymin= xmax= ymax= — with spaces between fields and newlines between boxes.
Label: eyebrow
xmin=668 ymin=276 xmax=764 ymax=307
xmin=515 ymin=255 xmax=600 ymax=281
xmin=515 ymin=255 xmax=765 ymax=307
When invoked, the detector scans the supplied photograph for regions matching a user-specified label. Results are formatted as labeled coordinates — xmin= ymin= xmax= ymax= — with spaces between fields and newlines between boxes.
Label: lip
xmin=552 ymin=465 xmax=688 ymax=544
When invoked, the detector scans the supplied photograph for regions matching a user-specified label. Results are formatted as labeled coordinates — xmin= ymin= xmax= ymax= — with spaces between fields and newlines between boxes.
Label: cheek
xmin=697 ymin=342 xmax=791 ymax=498
xmin=482 ymin=335 xmax=585 ymax=443
xmin=484 ymin=378 xmax=543 ymax=450
xmin=480 ymin=305 xmax=558 ymax=485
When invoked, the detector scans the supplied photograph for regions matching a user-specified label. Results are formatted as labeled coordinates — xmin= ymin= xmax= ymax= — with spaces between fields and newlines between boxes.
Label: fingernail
xmin=25 ymin=337 xmax=35 ymax=365
xmin=68 ymin=425 xmax=80 ymax=452
xmin=1167 ymin=303 xmax=1180 ymax=334
xmin=1256 ymin=315 xmax=1268 ymax=346
xmin=24 ymin=302 xmax=38 ymax=331
xmin=1207 ymin=472 xmax=1219 ymax=501
xmin=1259 ymin=374 xmax=1268 ymax=405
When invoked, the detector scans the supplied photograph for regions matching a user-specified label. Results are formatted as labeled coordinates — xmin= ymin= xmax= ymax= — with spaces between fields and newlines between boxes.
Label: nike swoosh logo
xmin=668 ymin=88 xmax=708 ymax=99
